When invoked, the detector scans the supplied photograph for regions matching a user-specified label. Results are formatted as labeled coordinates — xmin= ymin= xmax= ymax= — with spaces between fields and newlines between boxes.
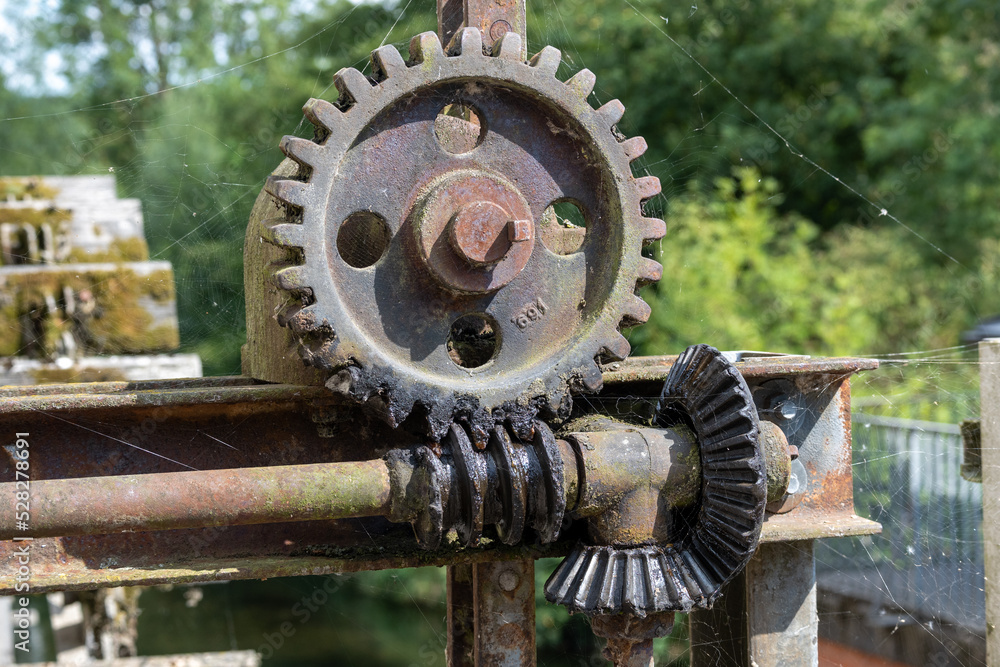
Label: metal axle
xmin=0 ymin=424 xmax=702 ymax=542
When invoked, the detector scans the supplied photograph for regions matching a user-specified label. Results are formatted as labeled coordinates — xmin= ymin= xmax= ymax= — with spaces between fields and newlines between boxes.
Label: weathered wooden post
xmin=979 ymin=339 xmax=1000 ymax=664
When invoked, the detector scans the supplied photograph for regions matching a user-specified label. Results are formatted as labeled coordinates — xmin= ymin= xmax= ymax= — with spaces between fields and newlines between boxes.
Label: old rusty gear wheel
xmin=253 ymin=28 xmax=664 ymax=443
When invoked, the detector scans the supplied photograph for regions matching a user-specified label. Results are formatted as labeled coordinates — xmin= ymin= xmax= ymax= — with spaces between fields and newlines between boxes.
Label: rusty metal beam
xmin=0 ymin=460 xmax=391 ymax=539
xmin=473 ymin=559 xmax=535 ymax=667
xmin=447 ymin=564 xmax=476 ymax=667
xmin=0 ymin=355 xmax=878 ymax=595
xmin=601 ymin=354 xmax=878 ymax=385
xmin=438 ymin=0 xmax=527 ymax=58
xmin=689 ymin=541 xmax=818 ymax=666
xmin=746 ymin=541 xmax=818 ymax=664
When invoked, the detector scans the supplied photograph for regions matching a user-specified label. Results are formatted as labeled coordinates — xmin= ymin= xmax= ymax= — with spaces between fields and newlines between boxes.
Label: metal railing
xmin=817 ymin=413 xmax=985 ymax=631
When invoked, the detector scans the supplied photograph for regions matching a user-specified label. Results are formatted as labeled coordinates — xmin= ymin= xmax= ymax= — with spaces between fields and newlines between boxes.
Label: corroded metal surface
xmin=547 ymin=346 xmax=767 ymax=616
xmin=596 ymin=356 xmax=881 ymax=542
xmin=690 ymin=541 xmax=819 ymax=666
xmin=446 ymin=563 xmax=476 ymax=667
xmin=746 ymin=541 xmax=818 ymax=665
xmin=0 ymin=460 xmax=391 ymax=539
xmin=760 ymin=420 xmax=792 ymax=503
xmin=590 ymin=612 xmax=675 ymax=667
xmin=0 ymin=376 xmax=328 ymax=414
xmin=0 ymin=355 xmax=877 ymax=595
xmin=602 ymin=354 xmax=879 ymax=384
xmin=473 ymin=559 xmax=535 ymax=667
xmin=438 ymin=0 xmax=527 ymax=58
xmin=244 ymin=28 xmax=664 ymax=443
xmin=0 ymin=535 xmax=569 ymax=595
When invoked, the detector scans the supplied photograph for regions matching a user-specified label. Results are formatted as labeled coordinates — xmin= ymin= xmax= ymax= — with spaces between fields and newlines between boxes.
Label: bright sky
xmin=0 ymin=1 xmax=72 ymax=93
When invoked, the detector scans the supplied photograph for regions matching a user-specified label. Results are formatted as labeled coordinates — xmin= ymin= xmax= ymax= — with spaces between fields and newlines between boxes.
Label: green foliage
xmin=634 ymin=165 xmax=1000 ymax=363
xmin=4 ymin=0 xmax=998 ymax=373
xmin=530 ymin=0 xmax=1000 ymax=265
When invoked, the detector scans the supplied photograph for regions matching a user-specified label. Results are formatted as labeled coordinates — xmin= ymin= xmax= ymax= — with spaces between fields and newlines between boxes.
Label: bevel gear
xmin=244 ymin=28 xmax=664 ymax=443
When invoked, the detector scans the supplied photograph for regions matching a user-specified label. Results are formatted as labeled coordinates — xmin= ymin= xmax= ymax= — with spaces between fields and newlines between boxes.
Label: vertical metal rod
xmin=473 ymin=560 xmax=536 ymax=667
xmin=747 ymin=541 xmax=818 ymax=666
xmin=447 ymin=564 xmax=476 ymax=667
xmin=437 ymin=0 xmax=527 ymax=59
xmin=979 ymin=339 xmax=1000 ymax=664
xmin=438 ymin=0 xmax=465 ymax=49
xmin=690 ymin=541 xmax=818 ymax=666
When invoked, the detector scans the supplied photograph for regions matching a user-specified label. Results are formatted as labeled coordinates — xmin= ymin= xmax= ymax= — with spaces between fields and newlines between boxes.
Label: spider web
xmin=0 ymin=0 xmax=993 ymax=665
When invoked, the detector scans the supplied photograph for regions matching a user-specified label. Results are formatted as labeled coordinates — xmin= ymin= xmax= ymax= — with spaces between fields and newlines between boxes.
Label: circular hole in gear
xmin=435 ymin=103 xmax=485 ymax=155
xmin=337 ymin=211 xmax=390 ymax=268
xmin=540 ymin=199 xmax=588 ymax=255
xmin=448 ymin=314 xmax=499 ymax=369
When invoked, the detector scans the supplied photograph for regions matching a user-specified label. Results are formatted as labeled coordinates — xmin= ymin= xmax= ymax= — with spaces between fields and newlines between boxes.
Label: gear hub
xmin=243 ymin=28 xmax=664 ymax=442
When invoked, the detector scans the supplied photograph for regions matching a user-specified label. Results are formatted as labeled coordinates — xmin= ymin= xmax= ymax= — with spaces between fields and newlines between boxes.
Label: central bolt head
xmin=413 ymin=169 xmax=535 ymax=294
xmin=449 ymin=201 xmax=512 ymax=266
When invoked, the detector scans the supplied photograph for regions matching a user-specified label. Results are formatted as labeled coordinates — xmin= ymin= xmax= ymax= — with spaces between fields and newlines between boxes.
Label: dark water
xmin=137 ymin=569 xmax=449 ymax=667
xmin=127 ymin=560 xmax=690 ymax=666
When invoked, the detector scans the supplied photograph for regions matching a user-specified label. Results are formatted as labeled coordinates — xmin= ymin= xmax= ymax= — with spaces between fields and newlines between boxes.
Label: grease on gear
xmin=244 ymin=28 xmax=664 ymax=443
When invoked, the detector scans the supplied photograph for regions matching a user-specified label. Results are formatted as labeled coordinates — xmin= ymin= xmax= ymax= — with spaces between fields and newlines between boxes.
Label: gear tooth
xmin=261 ymin=223 xmax=305 ymax=249
xmin=279 ymin=136 xmax=324 ymax=167
xmin=287 ymin=304 xmax=329 ymax=334
xmin=596 ymin=99 xmax=625 ymax=127
xmin=303 ymin=98 xmax=341 ymax=131
xmin=621 ymin=136 xmax=648 ymax=161
xmin=637 ymin=257 xmax=663 ymax=285
xmin=371 ymin=44 xmax=406 ymax=79
xmin=264 ymin=176 xmax=310 ymax=208
xmin=641 ymin=217 xmax=666 ymax=243
xmin=319 ymin=338 xmax=341 ymax=362
xmin=409 ymin=31 xmax=444 ymax=64
xmin=566 ymin=68 xmax=596 ymax=100
xmin=424 ymin=400 xmax=457 ymax=442
xmin=635 ymin=175 xmax=661 ymax=201
xmin=334 ymin=67 xmax=374 ymax=108
xmin=387 ymin=396 xmax=416 ymax=428
xmin=453 ymin=27 xmax=484 ymax=56
xmin=493 ymin=31 xmax=522 ymax=60
xmin=580 ymin=362 xmax=603 ymax=393
xmin=621 ymin=295 xmax=652 ymax=327
xmin=274 ymin=265 xmax=309 ymax=293
xmin=601 ymin=333 xmax=632 ymax=361
xmin=306 ymin=339 xmax=342 ymax=372
xmin=529 ymin=46 xmax=561 ymax=74
xmin=325 ymin=365 xmax=359 ymax=394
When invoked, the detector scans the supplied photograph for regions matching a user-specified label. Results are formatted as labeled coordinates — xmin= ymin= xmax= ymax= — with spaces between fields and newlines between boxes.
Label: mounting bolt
xmin=489 ymin=19 xmax=513 ymax=43
xmin=449 ymin=201 xmax=513 ymax=265
xmin=508 ymin=219 xmax=532 ymax=242
xmin=498 ymin=568 xmax=520 ymax=592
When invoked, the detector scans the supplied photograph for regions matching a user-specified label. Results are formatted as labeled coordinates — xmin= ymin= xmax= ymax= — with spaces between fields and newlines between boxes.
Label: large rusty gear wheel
xmin=252 ymin=28 xmax=664 ymax=443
